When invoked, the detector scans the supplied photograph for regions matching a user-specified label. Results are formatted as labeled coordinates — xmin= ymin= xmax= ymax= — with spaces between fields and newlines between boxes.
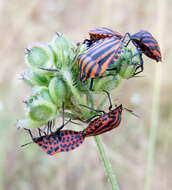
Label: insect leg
xmin=23 ymin=128 xmax=34 ymax=141
xmin=106 ymin=67 xmax=118 ymax=71
xmin=50 ymin=119 xmax=55 ymax=133
xmin=122 ymin=32 xmax=132 ymax=47
xmin=89 ymin=79 xmax=94 ymax=91
xmin=38 ymin=128 xmax=46 ymax=137
xmin=130 ymin=48 xmax=144 ymax=76
xmin=79 ymin=104 xmax=105 ymax=114
xmin=38 ymin=128 xmax=42 ymax=137
xmin=103 ymin=90 xmax=112 ymax=110
xmin=56 ymin=102 xmax=67 ymax=132
xmin=47 ymin=121 xmax=52 ymax=136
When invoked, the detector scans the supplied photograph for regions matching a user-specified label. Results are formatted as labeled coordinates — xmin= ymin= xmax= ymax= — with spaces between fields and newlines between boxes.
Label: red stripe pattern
xmin=78 ymin=37 xmax=123 ymax=82
xmin=83 ymin=104 xmax=122 ymax=137
xmin=89 ymin=27 xmax=123 ymax=41
xmin=131 ymin=30 xmax=162 ymax=62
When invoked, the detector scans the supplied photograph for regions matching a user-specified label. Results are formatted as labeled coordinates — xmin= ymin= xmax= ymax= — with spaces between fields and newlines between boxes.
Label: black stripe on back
xmin=82 ymin=38 xmax=119 ymax=75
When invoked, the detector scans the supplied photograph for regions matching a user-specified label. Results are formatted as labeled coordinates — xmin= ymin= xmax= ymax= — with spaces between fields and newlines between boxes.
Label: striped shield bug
xmin=84 ymin=27 xmax=123 ymax=47
xmin=80 ymin=90 xmax=139 ymax=137
xmin=79 ymin=27 xmax=162 ymax=89
xmin=130 ymin=30 xmax=162 ymax=62
xmin=22 ymin=103 xmax=85 ymax=155
xmin=123 ymin=30 xmax=162 ymax=75
xmin=78 ymin=37 xmax=124 ymax=90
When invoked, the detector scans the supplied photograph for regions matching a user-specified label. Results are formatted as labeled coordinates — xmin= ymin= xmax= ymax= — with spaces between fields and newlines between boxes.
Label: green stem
xmin=94 ymin=136 xmax=120 ymax=190
xmin=93 ymin=96 xmax=120 ymax=190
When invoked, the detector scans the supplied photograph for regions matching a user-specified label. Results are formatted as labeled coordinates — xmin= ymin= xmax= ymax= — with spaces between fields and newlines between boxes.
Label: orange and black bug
xmin=80 ymin=90 xmax=138 ymax=137
xmin=79 ymin=27 xmax=162 ymax=88
xmin=84 ymin=27 xmax=123 ymax=47
xmin=124 ymin=30 xmax=162 ymax=75
xmin=22 ymin=104 xmax=85 ymax=155
xmin=80 ymin=90 xmax=123 ymax=136
xmin=130 ymin=30 xmax=162 ymax=62
xmin=78 ymin=37 xmax=124 ymax=90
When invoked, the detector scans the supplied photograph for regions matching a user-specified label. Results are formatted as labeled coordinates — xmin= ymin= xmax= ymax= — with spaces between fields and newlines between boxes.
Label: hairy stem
xmin=93 ymin=96 xmax=120 ymax=190
xmin=94 ymin=136 xmax=120 ymax=190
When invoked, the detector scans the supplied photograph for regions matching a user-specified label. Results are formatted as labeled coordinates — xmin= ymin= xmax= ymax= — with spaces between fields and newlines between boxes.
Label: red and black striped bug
xmin=84 ymin=27 xmax=123 ymax=47
xmin=80 ymin=91 xmax=122 ymax=136
xmin=78 ymin=37 xmax=124 ymax=90
xmin=122 ymin=30 xmax=162 ymax=75
xmin=130 ymin=30 xmax=162 ymax=62
xmin=79 ymin=27 xmax=162 ymax=90
xmin=80 ymin=90 xmax=138 ymax=137
xmin=22 ymin=104 xmax=85 ymax=155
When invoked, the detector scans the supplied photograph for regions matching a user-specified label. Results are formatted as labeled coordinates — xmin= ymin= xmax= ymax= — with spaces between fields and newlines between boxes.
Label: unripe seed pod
xmin=51 ymin=34 xmax=75 ymax=68
xmin=25 ymin=43 xmax=55 ymax=75
xmin=22 ymin=70 xmax=50 ymax=87
xmin=34 ymin=86 xmax=53 ymax=103
xmin=48 ymin=77 xmax=68 ymax=106
xmin=27 ymin=100 xmax=56 ymax=122
xmin=25 ymin=87 xmax=57 ymax=125
xmin=32 ymin=72 xmax=50 ymax=86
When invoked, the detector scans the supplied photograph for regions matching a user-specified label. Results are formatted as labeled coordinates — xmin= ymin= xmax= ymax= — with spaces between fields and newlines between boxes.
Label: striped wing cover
xmin=89 ymin=27 xmax=122 ymax=40
xmin=83 ymin=105 xmax=122 ymax=137
xmin=78 ymin=37 xmax=123 ymax=82
xmin=131 ymin=30 xmax=162 ymax=62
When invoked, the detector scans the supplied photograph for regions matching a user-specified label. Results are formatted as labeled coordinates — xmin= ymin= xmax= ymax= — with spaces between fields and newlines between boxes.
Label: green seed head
xmin=27 ymin=101 xmax=56 ymax=122
xmin=25 ymin=43 xmax=55 ymax=75
xmin=50 ymin=34 xmax=76 ymax=69
xmin=48 ymin=76 xmax=68 ymax=106
xmin=22 ymin=70 xmax=50 ymax=87
xmin=24 ymin=87 xmax=57 ymax=125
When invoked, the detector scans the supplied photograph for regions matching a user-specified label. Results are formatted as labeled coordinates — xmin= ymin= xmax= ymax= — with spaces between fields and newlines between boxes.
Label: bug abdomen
xmin=37 ymin=130 xmax=85 ymax=155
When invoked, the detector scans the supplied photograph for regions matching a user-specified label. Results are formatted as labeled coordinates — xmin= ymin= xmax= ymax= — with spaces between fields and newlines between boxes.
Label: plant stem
xmin=93 ymin=96 xmax=120 ymax=190
xmin=94 ymin=136 xmax=120 ymax=190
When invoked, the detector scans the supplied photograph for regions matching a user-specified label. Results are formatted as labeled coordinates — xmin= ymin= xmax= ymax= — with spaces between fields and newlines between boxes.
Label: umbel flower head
xmin=18 ymin=33 xmax=140 ymax=128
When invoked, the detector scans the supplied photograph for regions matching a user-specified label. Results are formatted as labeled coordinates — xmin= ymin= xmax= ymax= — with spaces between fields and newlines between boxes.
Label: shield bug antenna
xmin=123 ymin=107 xmax=140 ymax=118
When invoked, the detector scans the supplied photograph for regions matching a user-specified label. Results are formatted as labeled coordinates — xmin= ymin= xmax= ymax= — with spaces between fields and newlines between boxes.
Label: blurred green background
xmin=0 ymin=0 xmax=171 ymax=189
